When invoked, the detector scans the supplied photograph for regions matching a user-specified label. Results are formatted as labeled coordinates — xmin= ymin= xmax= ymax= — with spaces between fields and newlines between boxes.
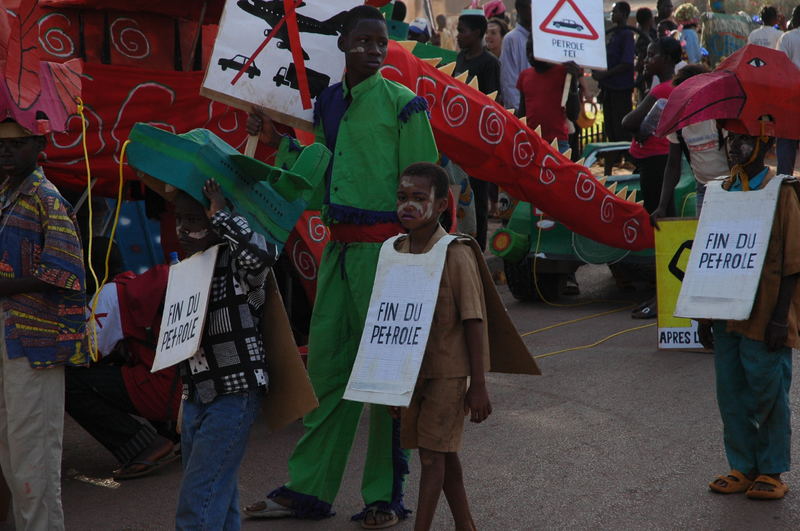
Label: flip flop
xmin=360 ymin=506 xmax=400 ymax=530
xmin=112 ymin=451 xmax=180 ymax=480
xmin=242 ymin=499 xmax=293 ymax=519
xmin=709 ymin=470 xmax=753 ymax=494
xmin=746 ymin=475 xmax=789 ymax=500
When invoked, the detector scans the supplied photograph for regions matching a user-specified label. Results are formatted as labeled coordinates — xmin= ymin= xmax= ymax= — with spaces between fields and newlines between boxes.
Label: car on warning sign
xmin=553 ymin=19 xmax=584 ymax=31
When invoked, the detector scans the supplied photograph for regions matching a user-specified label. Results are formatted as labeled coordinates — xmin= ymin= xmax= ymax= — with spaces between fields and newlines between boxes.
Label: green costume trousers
xmin=276 ymin=241 xmax=410 ymax=517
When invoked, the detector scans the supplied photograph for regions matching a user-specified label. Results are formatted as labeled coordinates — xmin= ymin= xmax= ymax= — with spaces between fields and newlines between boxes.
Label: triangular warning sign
xmin=540 ymin=0 xmax=599 ymax=40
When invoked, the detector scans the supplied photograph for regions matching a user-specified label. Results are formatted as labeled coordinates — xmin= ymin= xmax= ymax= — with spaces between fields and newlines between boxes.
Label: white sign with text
xmin=201 ymin=0 xmax=361 ymax=130
xmin=151 ymin=245 xmax=220 ymax=373
xmin=675 ymin=178 xmax=782 ymax=320
xmin=532 ymin=0 xmax=607 ymax=69
xmin=344 ymin=234 xmax=456 ymax=407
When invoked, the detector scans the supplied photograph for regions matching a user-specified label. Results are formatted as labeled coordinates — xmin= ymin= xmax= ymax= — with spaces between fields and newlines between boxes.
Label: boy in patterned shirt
xmin=171 ymin=179 xmax=278 ymax=530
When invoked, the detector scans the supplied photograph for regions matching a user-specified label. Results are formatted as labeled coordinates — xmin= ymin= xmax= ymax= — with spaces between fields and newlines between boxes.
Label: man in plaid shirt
xmin=172 ymin=179 xmax=278 ymax=530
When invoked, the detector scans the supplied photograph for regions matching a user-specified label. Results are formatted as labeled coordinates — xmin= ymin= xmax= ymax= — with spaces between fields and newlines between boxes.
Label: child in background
xmin=171 ymin=179 xmax=278 ymax=530
xmin=392 ymin=162 xmax=491 ymax=531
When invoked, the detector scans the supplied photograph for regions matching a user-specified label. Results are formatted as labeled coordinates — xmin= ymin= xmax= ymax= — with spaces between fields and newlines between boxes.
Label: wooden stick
xmin=185 ymin=0 xmax=208 ymax=72
xmin=560 ymin=73 xmax=573 ymax=107
xmin=245 ymin=135 xmax=259 ymax=157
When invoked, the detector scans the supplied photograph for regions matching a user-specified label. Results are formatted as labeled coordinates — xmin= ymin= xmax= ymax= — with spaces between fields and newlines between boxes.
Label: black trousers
xmin=602 ymin=88 xmax=633 ymax=142
xmin=469 ymin=175 xmax=488 ymax=251
xmin=636 ymin=154 xmax=673 ymax=215
xmin=65 ymin=365 xmax=157 ymax=465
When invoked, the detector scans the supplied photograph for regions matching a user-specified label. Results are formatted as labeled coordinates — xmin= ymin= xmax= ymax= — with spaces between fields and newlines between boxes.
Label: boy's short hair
xmin=655 ymin=36 xmax=682 ymax=64
xmin=458 ymin=13 xmax=488 ymax=38
xmin=615 ymin=2 xmax=632 ymax=19
xmin=636 ymin=7 xmax=653 ymax=25
xmin=342 ymin=5 xmax=386 ymax=36
xmin=673 ymin=63 xmax=709 ymax=86
xmin=760 ymin=6 xmax=778 ymax=25
xmin=401 ymin=162 xmax=449 ymax=200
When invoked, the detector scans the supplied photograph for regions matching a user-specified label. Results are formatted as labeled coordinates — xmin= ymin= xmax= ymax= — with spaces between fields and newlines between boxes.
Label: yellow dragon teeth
xmin=421 ymin=57 xmax=441 ymax=66
xmin=438 ymin=62 xmax=456 ymax=76
xmin=486 ymin=91 xmax=499 ymax=101
xmin=616 ymin=186 xmax=628 ymax=199
xmin=534 ymin=125 xmax=542 ymax=136
xmin=454 ymin=71 xmax=469 ymax=83
xmin=398 ymin=41 xmax=417 ymax=51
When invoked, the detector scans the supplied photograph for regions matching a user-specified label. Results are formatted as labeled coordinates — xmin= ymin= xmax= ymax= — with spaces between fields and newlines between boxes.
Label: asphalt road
xmin=4 ymin=263 xmax=800 ymax=530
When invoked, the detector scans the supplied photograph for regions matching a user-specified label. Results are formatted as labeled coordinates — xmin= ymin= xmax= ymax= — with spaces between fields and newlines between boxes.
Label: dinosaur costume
xmin=269 ymin=71 xmax=438 ymax=518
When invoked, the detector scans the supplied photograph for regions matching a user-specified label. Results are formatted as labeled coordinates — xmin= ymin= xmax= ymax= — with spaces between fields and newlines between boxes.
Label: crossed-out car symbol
xmin=553 ymin=19 xmax=584 ymax=31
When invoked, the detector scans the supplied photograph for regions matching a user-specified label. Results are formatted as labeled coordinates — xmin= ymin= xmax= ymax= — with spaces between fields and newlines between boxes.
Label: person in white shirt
xmin=776 ymin=6 xmax=800 ymax=175
xmin=748 ymin=5 xmax=783 ymax=49
xmin=651 ymin=65 xmax=729 ymax=223
xmin=499 ymin=0 xmax=531 ymax=112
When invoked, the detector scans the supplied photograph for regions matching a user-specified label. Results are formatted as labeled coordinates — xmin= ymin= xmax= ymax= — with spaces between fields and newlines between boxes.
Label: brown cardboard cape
xmin=459 ymin=237 xmax=541 ymax=375
xmin=261 ymin=270 xmax=319 ymax=431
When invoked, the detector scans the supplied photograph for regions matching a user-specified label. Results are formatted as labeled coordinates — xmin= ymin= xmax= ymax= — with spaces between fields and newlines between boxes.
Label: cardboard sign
xmin=344 ymin=234 xmax=456 ymax=407
xmin=151 ymin=245 xmax=220 ymax=373
xmin=201 ymin=0 xmax=361 ymax=131
xmin=260 ymin=270 xmax=319 ymax=431
xmin=675 ymin=178 xmax=782 ymax=320
xmin=655 ymin=218 xmax=704 ymax=350
xmin=532 ymin=0 xmax=607 ymax=69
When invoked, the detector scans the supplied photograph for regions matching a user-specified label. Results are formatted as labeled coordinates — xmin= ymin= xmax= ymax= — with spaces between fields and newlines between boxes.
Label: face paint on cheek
xmin=739 ymin=143 xmax=754 ymax=159
xmin=348 ymin=46 xmax=366 ymax=53
xmin=185 ymin=229 xmax=210 ymax=240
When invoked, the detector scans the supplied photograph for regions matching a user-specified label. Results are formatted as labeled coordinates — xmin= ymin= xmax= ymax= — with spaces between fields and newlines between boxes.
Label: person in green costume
xmin=243 ymin=5 xmax=438 ymax=529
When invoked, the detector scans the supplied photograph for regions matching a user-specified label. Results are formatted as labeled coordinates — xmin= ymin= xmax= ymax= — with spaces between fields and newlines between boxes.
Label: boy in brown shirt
xmin=699 ymin=133 xmax=800 ymax=500
xmin=391 ymin=162 xmax=491 ymax=531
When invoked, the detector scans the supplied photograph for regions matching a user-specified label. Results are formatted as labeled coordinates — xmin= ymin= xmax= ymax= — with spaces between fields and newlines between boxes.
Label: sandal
xmin=708 ymin=470 xmax=754 ymax=494
xmin=631 ymin=299 xmax=657 ymax=319
xmin=746 ymin=475 xmax=789 ymax=500
xmin=360 ymin=506 xmax=400 ymax=529
xmin=242 ymin=499 xmax=294 ymax=519
xmin=112 ymin=452 xmax=180 ymax=480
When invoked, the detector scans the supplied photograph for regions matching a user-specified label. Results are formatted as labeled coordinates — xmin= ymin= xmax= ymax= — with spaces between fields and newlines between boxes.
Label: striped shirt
xmin=0 ymin=168 xmax=87 ymax=368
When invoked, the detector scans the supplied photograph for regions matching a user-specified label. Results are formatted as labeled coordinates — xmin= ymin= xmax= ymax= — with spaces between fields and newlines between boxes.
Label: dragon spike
xmin=486 ymin=91 xmax=499 ymax=101
xmin=519 ymin=116 xmax=527 ymax=126
xmin=576 ymin=158 xmax=585 ymax=166
xmin=551 ymin=138 xmax=559 ymax=150
xmin=421 ymin=57 xmax=441 ymax=66
xmin=615 ymin=186 xmax=629 ymax=199
xmin=626 ymin=190 xmax=637 ymax=202
xmin=454 ymin=71 xmax=469 ymax=83
xmin=607 ymin=182 xmax=618 ymax=193
xmin=636 ymin=200 xmax=644 ymax=206
xmin=598 ymin=176 xmax=607 ymax=185
xmin=398 ymin=41 xmax=417 ymax=51
xmin=534 ymin=125 xmax=542 ymax=137
xmin=438 ymin=62 xmax=456 ymax=76
xmin=563 ymin=149 xmax=572 ymax=160
xmin=468 ymin=77 xmax=479 ymax=90
xmin=506 ymin=108 xmax=516 ymax=114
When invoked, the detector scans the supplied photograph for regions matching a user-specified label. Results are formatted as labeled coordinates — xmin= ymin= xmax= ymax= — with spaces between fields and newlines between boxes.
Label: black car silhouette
xmin=553 ymin=19 xmax=584 ymax=31
xmin=218 ymin=54 xmax=261 ymax=78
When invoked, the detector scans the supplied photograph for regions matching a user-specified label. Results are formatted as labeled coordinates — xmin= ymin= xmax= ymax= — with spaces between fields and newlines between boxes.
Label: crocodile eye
xmin=748 ymin=57 xmax=767 ymax=67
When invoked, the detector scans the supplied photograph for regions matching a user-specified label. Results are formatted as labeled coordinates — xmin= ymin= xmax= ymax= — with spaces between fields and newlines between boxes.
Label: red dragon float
xmin=2 ymin=0 xmax=654 ymax=304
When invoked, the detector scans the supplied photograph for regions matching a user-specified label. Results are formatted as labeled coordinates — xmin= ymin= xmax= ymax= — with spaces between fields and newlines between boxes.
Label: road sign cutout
xmin=539 ymin=0 xmax=599 ymax=40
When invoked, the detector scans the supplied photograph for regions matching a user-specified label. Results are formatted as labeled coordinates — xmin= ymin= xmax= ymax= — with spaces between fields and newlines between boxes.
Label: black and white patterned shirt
xmin=182 ymin=210 xmax=279 ymax=403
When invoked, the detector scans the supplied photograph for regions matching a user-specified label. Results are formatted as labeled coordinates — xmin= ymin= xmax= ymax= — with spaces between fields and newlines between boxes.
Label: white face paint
xmin=176 ymin=223 xmax=210 ymax=240
xmin=397 ymin=176 xmax=436 ymax=220
xmin=348 ymin=46 xmax=366 ymax=53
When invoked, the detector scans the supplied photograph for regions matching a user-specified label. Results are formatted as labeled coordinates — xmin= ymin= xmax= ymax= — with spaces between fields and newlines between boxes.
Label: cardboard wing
xmin=461 ymin=237 xmax=541 ymax=375
xmin=261 ymin=270 xmax=318 ymax=431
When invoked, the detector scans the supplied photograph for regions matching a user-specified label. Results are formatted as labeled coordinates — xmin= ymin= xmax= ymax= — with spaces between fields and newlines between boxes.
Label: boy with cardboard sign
xmin=681 ymin=132 xmax=800 ymax=500
xmin=345 ymin=162 xmax=539 ymax=530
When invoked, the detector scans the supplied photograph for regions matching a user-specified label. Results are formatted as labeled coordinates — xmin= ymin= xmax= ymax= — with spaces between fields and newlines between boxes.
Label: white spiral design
xmin=110 ymin=18 xmax=150 ymax=59
xmin=600 ymin=195 xmax=615 ymax=223
xmin=441 ymin=86 xmax=468 ymax=127
xmin=307 ymin=215 xmax=328 ymax=242
xmin=292 ymin=240 xmax=318 ymax=281
xmin=538 ymin=154 xmax=558 ymax=185
xmin=574 ymin=171 xmax=596 ymax=201
xmin=37 ymin=14 xmax=75 ymax=58
xmin=478 ymin=105 xmax=505 ymax=145
xmin=380 ymin=65 xmax=403 ymax=78
xmin=623 ymin=218 xmax=640 ymax=244
xmin=415 ymin=76 xmax=438 ymax=109
xmin=512 ymin=129 xmax=534 ymax=168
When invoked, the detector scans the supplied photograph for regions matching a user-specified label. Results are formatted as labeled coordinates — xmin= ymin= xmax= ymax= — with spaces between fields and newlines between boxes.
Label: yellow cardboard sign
xmin=655 ymin=218 xmax=702 ymax=349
